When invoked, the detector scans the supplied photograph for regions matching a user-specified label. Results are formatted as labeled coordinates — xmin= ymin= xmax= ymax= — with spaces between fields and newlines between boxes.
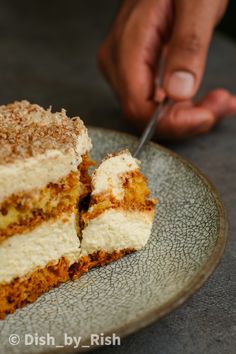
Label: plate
xmin=0 ymin=127 xmax=227 ymax=354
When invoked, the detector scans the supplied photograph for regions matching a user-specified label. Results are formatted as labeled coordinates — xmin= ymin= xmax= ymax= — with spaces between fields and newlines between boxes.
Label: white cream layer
xmin=81 ymin=209 xmax=153 ymax=255
xmin=92 ymin=151 xmax=139 ymax=200
xmin=0 ymin=129 xmax=92 ymax=202
xmin=0 ymin=214 xmax=81 ymax=284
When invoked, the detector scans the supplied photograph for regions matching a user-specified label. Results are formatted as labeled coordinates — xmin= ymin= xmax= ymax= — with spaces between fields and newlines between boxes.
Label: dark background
xmin=219 ymin=1 xmax=236 ymax=40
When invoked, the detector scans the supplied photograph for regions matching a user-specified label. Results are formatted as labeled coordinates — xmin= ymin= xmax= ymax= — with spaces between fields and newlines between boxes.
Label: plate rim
xmin=22 ymin=127 xmax=229 ymax=354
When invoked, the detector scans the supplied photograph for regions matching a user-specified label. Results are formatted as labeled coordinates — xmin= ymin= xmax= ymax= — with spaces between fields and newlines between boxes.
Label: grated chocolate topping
xmin=0 ymin=100 xmax=86 ymax=164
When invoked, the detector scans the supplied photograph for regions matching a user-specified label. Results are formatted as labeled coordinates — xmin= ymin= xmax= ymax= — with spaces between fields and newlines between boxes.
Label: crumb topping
xmin=0 ymin=100 xmax=86 ymax=164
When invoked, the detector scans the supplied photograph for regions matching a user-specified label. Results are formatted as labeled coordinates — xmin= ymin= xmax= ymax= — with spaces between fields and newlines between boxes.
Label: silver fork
xmin=133 ymin=97 xmax=172 ymax=158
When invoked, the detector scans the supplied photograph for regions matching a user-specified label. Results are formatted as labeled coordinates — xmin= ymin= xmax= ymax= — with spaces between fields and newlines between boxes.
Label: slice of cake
xmin=0 ymin=102 xmax=156 ymax=319
xmin=76 ymin=150 xmax=156 ymax=272
xmin=0 ymin=101 xmax=92 ymax=318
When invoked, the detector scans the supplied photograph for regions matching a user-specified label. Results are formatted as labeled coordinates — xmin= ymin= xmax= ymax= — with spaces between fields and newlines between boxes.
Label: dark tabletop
xmin=0 ymin=1 xmax=235 ymax=354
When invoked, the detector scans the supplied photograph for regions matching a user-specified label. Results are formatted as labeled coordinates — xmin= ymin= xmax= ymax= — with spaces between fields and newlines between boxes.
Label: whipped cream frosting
xmin=81 ymin=209 xmax=153 ymax=255
xmin=91 ymin=150 xmax=139 ymax=200
xmin=0 ymin=214 xmax=81 ymax=284
xmin=0 ymin=129 xmax=92 ymax=202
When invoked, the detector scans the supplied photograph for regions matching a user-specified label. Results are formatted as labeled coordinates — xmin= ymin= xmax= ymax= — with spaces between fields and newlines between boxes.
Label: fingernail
xmin=167 ymin=71 xmax=195 ymax=99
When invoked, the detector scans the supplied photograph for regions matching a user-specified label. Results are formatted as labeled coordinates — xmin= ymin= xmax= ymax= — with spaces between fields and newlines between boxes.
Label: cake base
xmin=0 ymin=249 xmax=134 ymax=319
xmin=69 ymin=248 xmax=134 ymax=279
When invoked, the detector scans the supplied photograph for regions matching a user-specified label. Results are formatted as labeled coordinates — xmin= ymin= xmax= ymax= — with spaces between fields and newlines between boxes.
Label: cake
xmin=0 ymin=101 xmax=156 ymax=319
xmin=0 ymin=101 xmax=92 ymax=319
xmin=76 ymin=150 xmax=156 ymax=272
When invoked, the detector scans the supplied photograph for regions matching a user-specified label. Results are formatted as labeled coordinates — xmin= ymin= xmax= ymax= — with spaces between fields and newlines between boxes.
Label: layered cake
xmin=76 ymin=150 xmax=156 ymax=272
xmin=0 ymin=101 xmax=92 ymax=318
xmin=0 ymin=101 xmax=156 ymax=319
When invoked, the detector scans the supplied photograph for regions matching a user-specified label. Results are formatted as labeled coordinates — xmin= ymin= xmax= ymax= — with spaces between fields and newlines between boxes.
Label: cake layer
xmin=81 ymin=209 xmax=154 ymax=255
xmin=0 ymin=214 xmax=81 ymax=284
xmin=70 ymin=248 xmax=134 ymax=278
xmin=0 ymin=101 xmax=92 ymax=202
xmin=83 ymin=169 xmax=156 ymax=221
xmin=0 ymin=153 xmax=92 ymax=241
xmin=0 ymin=249 xmax=133 ymax=319
xmin=0 ymin=256 xmax=71 ymax=319
xmin=0 ymin=139 xmax=91 ymax=203
xmin=81 ymin=149 xmax=156 ymax=256
xmin=0 ymin=171 xmax=82 ymax=241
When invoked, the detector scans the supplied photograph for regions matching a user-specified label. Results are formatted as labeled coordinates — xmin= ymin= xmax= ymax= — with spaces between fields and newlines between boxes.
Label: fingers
xmin=156 ymin=101 xmax=214 ymax=140
xmin=198 ymin=89 xmax=236 ymax=120
xmin=116 ymin=10 xmax=158 ymax=122
xmin=97 ymin=0 xmax=232 ymax=142
xmin=163 ymin=0 xmax=228 ymax=100
xmin=97 ymin=0 xmax=172 ymax=124
xmin=156 ymin=88 xmax=236 ymax=140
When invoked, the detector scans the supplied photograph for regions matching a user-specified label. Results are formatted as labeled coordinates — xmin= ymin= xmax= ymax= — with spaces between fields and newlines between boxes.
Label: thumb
xmin=163 ymin=0 xmax=225 ymax=100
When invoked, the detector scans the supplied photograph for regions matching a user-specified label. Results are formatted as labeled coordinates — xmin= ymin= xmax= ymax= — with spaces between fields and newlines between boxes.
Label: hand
xmin=98 ymin=0 xmax=236 ymax=140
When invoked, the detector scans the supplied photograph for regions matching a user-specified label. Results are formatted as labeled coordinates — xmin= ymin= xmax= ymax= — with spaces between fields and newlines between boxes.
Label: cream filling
xmin=0 ymin=129 xmax=92 ymax=202
xmin=81 ymin=209 xmax=153 ymax=255
xmin=92 ymin=151 xmax=139 ymax=200
xmin=0 ymin=214 xmax=81 ymax=284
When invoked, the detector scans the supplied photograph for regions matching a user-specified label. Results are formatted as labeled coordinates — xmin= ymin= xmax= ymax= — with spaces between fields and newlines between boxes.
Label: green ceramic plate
xmin=0 ymin=127 xmax=227 ymax=354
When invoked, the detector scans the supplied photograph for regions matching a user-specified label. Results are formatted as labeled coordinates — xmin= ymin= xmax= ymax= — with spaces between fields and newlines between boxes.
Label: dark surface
xmin=218 ymin=1 xmax=236 ymax=40
xmin=0 ymin=1 xmax=235 ymax=354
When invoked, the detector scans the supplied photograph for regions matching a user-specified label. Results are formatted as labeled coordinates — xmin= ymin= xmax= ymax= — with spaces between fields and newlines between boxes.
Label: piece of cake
xmin=76 ymin=150 xmax=156 ymax=271
xmin=0 ymin=102 xmax=156 ymax=319
xmin=0 ymin=101 xmax=92 ymax=318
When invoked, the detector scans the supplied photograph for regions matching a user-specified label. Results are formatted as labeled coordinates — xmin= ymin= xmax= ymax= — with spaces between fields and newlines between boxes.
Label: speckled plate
xmin=1 ymin=127 xmax=227 ymax=354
